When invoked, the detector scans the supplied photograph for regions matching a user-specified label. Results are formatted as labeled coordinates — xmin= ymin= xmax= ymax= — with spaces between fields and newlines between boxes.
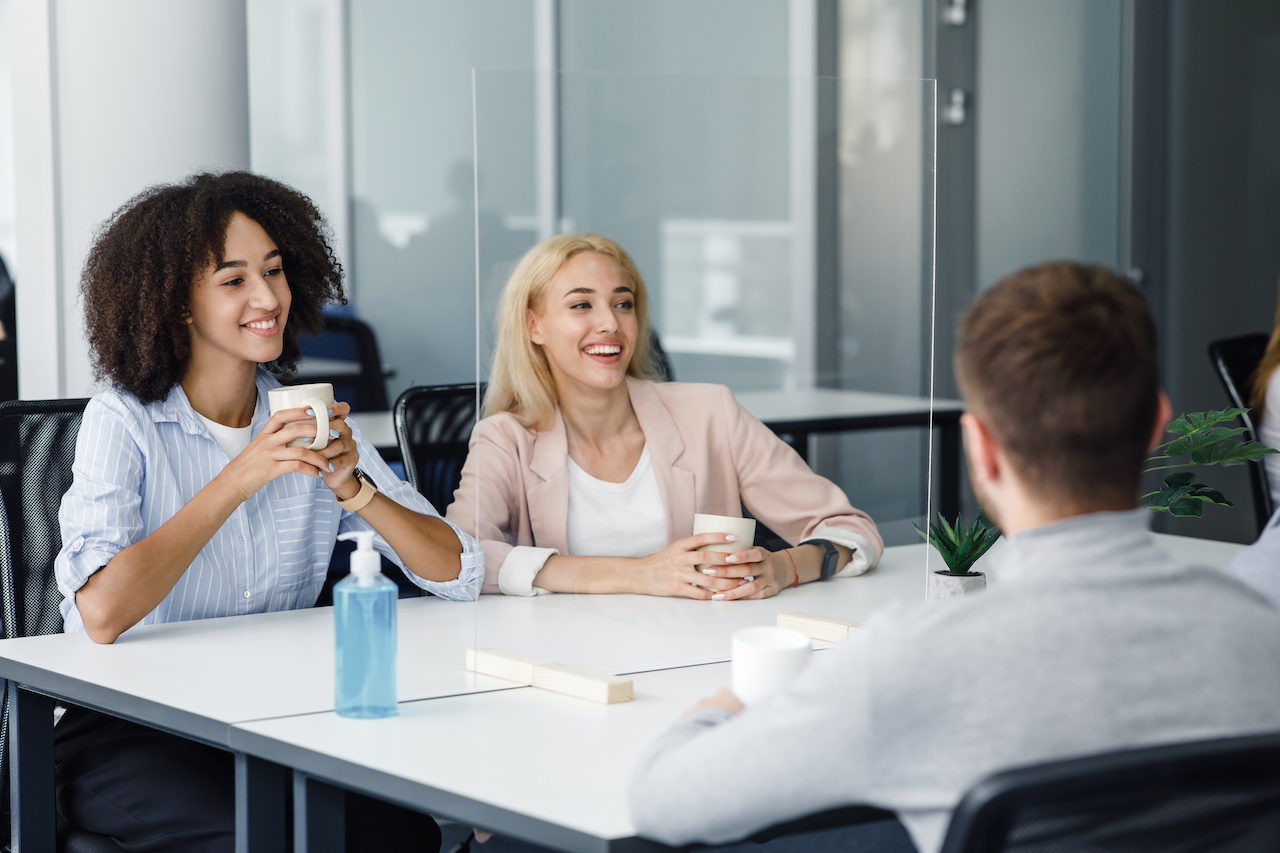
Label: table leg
xmin=293 ymin=771 xmax=345 ymax=853
xmin=235 ymin=753 xmax=288 ymax=853
xmin=938 ymin=420 xmax=962 ymax=522
xmin=10 ymin=685 xmax=55 ymax=853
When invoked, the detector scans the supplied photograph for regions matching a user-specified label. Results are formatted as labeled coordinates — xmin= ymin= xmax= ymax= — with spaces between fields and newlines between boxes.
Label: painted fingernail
xmin=329 ymin=429 xmax=340 ymax=438
xmin=726 ymin=554 xmax=739 ymax=563
xmin=712 ymin=593 xmax=726 ymax=600
xmin=725 ymin=534 xmax=738 ymax=542
xmin=305 ymin=408 xmax=315 ymax=416
xmin=738 ymin=579 xmax=749 ymax=586
xmin=328 ymin=463 xmax=336 ymax=473
xmin=702 ymin=568 xmax=717 ymax=576
xmin=327 ymin=407 xmax=335 ymax=415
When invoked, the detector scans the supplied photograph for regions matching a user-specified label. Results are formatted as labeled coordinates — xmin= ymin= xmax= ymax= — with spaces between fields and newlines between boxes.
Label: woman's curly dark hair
xmin=81 ymin=171 xmax=346 ymax=403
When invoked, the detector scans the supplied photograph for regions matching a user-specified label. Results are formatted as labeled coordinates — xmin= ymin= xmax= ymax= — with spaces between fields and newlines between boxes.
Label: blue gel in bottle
xmin=334 ymin=531 xmax=397 ymax=718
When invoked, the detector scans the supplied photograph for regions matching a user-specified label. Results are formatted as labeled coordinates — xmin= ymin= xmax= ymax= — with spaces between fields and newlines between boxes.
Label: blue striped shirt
xmin=56 ymin=372 xmax=483 ymax=633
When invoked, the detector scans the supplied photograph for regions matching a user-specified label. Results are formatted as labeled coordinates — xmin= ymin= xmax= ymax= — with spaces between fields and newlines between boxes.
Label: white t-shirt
xmin=566 ymin=445 xmax=668 ymax=558
xmin=195 ymin=412 xmax=253 ymax=461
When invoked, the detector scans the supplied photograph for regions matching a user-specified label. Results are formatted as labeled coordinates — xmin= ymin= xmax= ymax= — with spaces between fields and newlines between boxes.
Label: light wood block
xmin=466 ymin=648 xmax=550 ymax=685
xmin=777 ymin=611 xmax=861 ymax=644
xmin=532 ymin=662 xmax=633 ymax=705
xmin=467 ymin=648 xmax=634 ymax=704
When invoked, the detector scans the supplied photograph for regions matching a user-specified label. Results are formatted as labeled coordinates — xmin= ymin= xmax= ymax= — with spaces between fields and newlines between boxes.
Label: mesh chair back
xmin=0 ymin=398 xmax=90 ymax=846
xmin=1207 ymin=333 xmax=1273 ymax=532
xmin=940 ymin=732 xmax=1280 ymax=853
xmin=295 ymin=315 xmax=390 ymax=412
xmin=394 ymin=384 xmax=485 ymax=513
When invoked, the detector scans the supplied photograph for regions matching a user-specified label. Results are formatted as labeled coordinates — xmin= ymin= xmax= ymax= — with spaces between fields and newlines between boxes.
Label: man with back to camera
xmin=628 ymin=261 xmax=1280 ymax=853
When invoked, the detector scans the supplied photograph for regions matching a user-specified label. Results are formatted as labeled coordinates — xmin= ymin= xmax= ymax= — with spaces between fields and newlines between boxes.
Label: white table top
xmin=0 ymin=596 xmax=514 ymax=742
xmin=234 ymin=662 xmax=731 ymax=851
xmin=227 ymin=532 xmax=1247 ymax=851
xmin=0 ymin=535 xmax=1242 ymax=744
xmin=351 ymin=387 xmax=965 ymax=452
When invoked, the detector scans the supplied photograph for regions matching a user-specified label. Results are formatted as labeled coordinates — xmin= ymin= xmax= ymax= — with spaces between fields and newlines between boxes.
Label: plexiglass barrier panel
xmin=469 ymin=70 xmax=938 ymax=672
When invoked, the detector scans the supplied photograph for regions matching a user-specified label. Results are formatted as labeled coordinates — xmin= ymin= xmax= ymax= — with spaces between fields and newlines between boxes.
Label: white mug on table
xmin=731 ymin=625 xmax=811 ymax=705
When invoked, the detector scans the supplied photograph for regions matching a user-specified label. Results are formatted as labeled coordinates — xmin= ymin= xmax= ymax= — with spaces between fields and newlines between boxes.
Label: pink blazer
xmin=446 ymin=379 xmax=884 ymax=593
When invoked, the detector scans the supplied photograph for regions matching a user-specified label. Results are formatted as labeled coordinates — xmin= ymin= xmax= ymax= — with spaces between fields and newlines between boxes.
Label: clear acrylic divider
xmin=470 ymin=69 xmax=938 ymax=677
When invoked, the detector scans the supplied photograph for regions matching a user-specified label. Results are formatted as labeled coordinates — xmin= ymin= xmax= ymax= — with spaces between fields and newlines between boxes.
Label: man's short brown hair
xmin=955 ymin=261 xmax=1159 ymax=506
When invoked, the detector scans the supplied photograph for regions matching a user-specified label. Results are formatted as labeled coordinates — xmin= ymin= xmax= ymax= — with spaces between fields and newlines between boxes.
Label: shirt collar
xmin=989 ymin=507 xmax=1167 ymax=584
xmin=145 ymin=370 xmax=277 ymax=437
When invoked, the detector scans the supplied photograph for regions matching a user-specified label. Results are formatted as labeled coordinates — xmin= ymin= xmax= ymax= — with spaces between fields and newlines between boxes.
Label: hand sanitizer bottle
xmin=334 ymin=530 xmax=397 ymax=718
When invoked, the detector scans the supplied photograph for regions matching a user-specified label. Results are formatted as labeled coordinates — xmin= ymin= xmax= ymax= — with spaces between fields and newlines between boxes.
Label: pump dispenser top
xmin=338 ymin=530 xmax=380 ymax=583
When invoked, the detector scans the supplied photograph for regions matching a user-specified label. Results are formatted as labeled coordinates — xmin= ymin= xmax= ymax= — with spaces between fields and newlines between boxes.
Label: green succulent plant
xmin=915 ymin=512 xmax=1000 ymax=576
xmin=1144 ymin=408 xmax=1279 ymax=517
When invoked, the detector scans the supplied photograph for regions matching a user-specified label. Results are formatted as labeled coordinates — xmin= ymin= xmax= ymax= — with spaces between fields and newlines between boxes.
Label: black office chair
xmin=939 ymin=732 xmax=1280 ymax=852
xmin=0 ymin=399 xmax=125 ymax=853
xmin=648 ymin=328 xmax=674 ymax=382
xmin=1208 ymin=333 xmax=1274 ymax=533
xmin=394 ymin=384 xmax=485 ymax=513
xmin=294 ymin=315 xmax=392 ymax=412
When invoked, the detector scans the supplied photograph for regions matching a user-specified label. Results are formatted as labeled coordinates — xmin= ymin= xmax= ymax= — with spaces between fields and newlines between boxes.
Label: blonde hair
xmin=485 ymin=233 xmax=657 ymax=429
xmin=1251 ymin=278 xmax=1280 ymax=418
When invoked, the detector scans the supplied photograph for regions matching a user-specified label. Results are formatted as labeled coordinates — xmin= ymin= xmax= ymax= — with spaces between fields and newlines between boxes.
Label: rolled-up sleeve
xmin=342 ymin=419 xmax=484 ymax=601
xmin=56 ymin=396 xmax=148 ymax=630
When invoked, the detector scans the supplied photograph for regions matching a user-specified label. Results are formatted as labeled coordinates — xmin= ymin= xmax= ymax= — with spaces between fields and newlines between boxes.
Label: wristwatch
xmin=799 ymin=539 xmax=840 ymax=581
xmin=336 ymin=467 xmax=378 ymax=513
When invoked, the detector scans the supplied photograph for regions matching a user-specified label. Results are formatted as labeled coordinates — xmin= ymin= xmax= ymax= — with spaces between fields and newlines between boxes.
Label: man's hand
xmin=681 ymin=688 xmax=744 ymax=718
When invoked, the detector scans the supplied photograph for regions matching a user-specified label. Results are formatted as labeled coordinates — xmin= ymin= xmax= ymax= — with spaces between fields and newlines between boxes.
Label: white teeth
xmin=245 ymin=318 xmax=276 ymax=330
xmin=584 ymin=345 xmax=621 ymax=355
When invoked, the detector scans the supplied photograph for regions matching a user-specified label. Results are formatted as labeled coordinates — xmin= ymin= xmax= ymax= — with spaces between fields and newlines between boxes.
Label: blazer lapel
xmin=526 ymin=409 xmax=570 ymax=554
xmin=628 ymin=379 xmax=697 ymax=542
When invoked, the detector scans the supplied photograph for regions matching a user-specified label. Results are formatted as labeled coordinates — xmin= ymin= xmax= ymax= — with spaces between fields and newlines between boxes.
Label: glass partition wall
xmin=470 ymin=70 xmax=937 ymax=663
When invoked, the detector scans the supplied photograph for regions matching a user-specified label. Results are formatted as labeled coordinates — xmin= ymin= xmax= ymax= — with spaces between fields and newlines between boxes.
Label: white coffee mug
xmin=693 ymin=513 xmax=756 ymax=554
xmin=731 ymin=626 xmax=811 ymax=705
xmin=267 ymin=383 xmax=334 ymax=450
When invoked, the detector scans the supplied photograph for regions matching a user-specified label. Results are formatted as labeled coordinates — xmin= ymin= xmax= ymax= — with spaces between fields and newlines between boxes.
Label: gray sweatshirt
xmin=629 ymin=509 xmax=1280 ymax=852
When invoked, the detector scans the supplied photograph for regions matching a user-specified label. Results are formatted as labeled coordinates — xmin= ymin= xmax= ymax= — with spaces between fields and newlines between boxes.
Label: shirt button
xmin=243 ymin=590 xmax=251 ymax=599
xmin=72 ymin=537 xmax=85 ymax=550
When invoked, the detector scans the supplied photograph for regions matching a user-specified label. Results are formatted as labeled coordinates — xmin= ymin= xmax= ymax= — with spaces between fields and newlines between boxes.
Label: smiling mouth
xmin=584 ymin=345 xmax=621 ymax=355
xmin=244 ymin=318 xmax=277 ymax=330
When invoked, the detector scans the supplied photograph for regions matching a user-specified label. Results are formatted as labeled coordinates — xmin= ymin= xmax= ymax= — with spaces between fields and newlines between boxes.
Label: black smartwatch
xmin=799 ymin=539 xmax=841 ymax=581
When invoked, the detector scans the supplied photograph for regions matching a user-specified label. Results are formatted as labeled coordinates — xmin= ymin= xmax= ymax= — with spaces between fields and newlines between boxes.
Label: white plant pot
xmin=928 ymin=570 xmax=986 ymax=601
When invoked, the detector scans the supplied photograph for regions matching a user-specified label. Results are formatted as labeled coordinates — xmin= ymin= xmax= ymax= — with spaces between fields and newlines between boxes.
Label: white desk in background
xmin=0 ymin=536 xmax=1245 ymax=852
xmin=355 ymin=387 xmax=967 ymax=519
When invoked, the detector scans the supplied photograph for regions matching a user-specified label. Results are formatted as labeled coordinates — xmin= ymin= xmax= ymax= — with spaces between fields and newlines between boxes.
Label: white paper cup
xmin=731 ymin=626 xmax=811 ymax=705
xmin=693 ymin=513 xmax=756 ymax=554
xmin=267 ymin=383 xmax=334 ymax=450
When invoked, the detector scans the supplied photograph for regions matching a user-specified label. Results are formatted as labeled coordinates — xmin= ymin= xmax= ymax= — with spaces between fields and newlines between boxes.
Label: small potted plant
xmin=916 ymin=513 xmax=1000 ymax=600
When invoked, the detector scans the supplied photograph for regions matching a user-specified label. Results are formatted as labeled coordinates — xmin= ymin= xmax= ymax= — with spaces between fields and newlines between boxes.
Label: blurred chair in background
xmin=0 ymin=255 xmax=18 ymax=402
xmin=294 ymin=315 xmax=393 ymax=412
xmin=1207 ymin=333 xmax=1274 ymax=534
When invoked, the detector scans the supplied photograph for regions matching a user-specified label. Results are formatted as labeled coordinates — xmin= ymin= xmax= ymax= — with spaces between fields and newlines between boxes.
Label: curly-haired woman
xmin=54 ymin=172 xmax=479 ymax=851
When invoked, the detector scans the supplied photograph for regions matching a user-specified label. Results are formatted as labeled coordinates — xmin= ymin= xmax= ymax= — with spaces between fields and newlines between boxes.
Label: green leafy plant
xmin=1144 ymin=408 xmax=1279 ymax=517
xmin=915 ymin=513 xmax=1000 ymax=576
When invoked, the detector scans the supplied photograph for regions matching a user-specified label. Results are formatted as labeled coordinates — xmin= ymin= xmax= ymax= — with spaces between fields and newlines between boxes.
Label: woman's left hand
xmin=697 ymin=548 xmax=791 ymax=600
xmin=316 ymin=402 xmax=362 ymax=499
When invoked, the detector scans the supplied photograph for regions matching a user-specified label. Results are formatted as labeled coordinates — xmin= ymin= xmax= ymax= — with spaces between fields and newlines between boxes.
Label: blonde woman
xmin=447 ymin=233 xmax=882 ymax=597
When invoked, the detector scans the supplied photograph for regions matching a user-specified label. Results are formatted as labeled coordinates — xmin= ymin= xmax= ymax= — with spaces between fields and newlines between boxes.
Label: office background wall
xmin=5 ymin=1 xmax=1280 ymax=541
